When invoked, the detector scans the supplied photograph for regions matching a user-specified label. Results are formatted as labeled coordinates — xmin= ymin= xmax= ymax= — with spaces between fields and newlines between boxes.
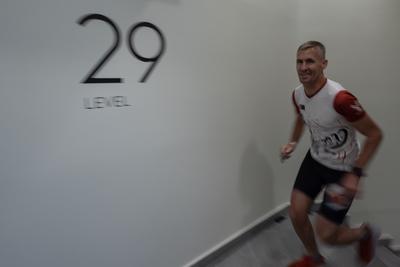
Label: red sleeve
xmin=292 ymin=91 xmax=300 ymax=114
xmin=334 ymin=91 xmax=366 ymax=122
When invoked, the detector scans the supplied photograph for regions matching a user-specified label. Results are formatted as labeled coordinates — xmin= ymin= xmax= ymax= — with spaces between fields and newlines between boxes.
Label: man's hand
xmin=280 ymin=142 xmax=297 ymax=162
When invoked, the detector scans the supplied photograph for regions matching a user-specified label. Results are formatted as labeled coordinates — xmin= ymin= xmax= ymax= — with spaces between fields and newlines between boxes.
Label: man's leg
xmin=315 ymin=186 xmax=381 ymax=264
xmin=289 ymin=189 xmax=321 ymax=257
xmin=287 ymin=151 xmax=326 ymax=266
xmin=315 ymin=214 xmax=366 ymax=245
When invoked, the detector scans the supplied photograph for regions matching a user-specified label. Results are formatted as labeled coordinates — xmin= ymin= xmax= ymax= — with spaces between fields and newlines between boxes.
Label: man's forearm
xmin=354 ymin=129 xmax=383 ymax=169
xmin=289 ymin=115 xmax=305 ymax=143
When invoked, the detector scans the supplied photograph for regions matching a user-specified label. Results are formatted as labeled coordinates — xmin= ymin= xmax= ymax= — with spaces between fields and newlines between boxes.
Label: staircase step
xmin=188 ymin=207 xmax=400 ymax=267
xmin=388 ymin=243 xmax=400 ymax=256
xmin=377 ymin=246 xmax=400 ymax=267
xmin=379 ymin=233 xmax=394 ymax=247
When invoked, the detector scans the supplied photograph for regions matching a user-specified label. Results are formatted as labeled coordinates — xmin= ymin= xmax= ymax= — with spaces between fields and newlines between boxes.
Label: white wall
xmin=0 ymin=1 xmax=399 ymax=267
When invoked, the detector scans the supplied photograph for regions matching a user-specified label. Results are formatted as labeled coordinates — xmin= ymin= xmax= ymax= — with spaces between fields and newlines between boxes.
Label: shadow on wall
xmin=239 ymin=142 xmax=275 ymax=226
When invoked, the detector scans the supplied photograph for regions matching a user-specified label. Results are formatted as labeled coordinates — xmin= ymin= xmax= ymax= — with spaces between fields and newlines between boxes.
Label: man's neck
xmin=303 ymin=76 xmax=327 ymax=97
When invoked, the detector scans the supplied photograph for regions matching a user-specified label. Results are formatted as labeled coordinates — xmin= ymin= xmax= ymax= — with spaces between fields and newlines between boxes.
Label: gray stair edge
xmin=377 ymin=245 xmax=400 ymax=266
xmin=387 ymin=243 xmax=400 ymax=256
xmin=182 ymin=201 xmax=400 ymax=267
xmin=182 ymin=203 xmax=291 ymax=267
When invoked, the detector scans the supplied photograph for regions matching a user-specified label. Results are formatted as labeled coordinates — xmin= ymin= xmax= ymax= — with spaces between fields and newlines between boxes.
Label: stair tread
xmin=200 ymin=211 xmax=400 ymax=267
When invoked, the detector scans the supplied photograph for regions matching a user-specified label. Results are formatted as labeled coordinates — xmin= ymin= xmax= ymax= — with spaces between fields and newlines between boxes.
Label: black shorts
xmin=293 ymin=150 xmax=354 ymax=225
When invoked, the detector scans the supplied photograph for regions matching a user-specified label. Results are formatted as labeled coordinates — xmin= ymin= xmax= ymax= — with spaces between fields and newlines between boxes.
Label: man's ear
xmin=323 ymin=59 xmax=328 ymax=69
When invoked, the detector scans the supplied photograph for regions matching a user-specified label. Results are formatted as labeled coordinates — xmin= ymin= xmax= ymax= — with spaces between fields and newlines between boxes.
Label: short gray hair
xmin=297 ymin=41 xmax=326 ymax=59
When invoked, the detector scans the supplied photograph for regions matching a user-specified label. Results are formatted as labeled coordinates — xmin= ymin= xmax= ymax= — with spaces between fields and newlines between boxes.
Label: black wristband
xmin=352 ymin=166 xmax=364 ymax=177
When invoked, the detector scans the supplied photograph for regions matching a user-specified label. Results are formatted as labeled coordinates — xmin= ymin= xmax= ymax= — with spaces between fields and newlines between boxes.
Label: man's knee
xmin=289 ymin=204 xmax=309 ymax=224
xmin=289 ymin=189 xmax=314 ymax=225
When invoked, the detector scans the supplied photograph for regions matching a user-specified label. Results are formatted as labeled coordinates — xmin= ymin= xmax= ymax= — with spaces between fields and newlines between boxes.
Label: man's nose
xmin=299 ymin=62 xmax=308 ymax=70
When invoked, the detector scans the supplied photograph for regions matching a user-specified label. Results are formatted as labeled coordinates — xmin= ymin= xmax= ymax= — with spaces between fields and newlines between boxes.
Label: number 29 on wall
xmin=77 ymin=13 xmax=166 ymax=83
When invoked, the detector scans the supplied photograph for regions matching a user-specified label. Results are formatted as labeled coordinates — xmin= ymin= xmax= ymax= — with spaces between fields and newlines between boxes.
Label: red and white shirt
xmin=292 ymin=79 xmax=366 ymax=171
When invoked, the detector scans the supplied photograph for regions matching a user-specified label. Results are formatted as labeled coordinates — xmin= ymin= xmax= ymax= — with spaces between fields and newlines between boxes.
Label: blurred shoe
xmin=358 ymin=223 xmax=381 ymax=264
xmin=288 ymin=255 xmax=325 ymax=267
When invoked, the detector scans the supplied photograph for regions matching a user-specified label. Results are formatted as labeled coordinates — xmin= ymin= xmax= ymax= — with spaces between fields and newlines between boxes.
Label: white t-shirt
xmin=292 ymin=79 xmax=366 ymax=171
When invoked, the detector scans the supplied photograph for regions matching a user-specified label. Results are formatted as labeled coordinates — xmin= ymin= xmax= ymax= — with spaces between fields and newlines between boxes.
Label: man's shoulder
xmin=325 ymin=79 xmax=348 ymax=99
xmin=326 ymin=79 xmax=345 ymax=91
xmin=293 ymin=84 xmax=304 ymax=95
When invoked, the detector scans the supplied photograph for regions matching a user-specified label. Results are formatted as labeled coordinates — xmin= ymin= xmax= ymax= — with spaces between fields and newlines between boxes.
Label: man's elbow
xmin=372 ymin=127 xmax=383 ymax=144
